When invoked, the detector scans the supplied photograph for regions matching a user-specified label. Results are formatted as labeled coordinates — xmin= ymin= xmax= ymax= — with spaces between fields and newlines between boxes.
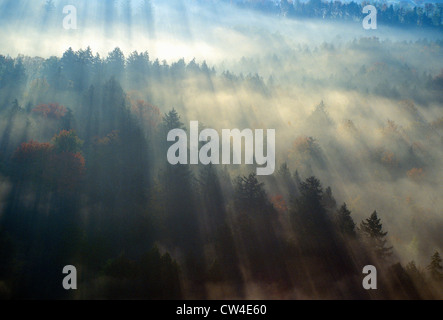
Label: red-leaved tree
xmin=32 ymin=103 xmax=67 ymax=120
xmin=12 ymin=130 xmax=85 ymax=192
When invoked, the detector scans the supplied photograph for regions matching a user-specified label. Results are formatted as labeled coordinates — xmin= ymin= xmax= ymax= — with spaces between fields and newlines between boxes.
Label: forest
xmin=0 ymin=0 xmax=442 ymax=299
xmin=235 ymin=0 xmax=443 ymax=30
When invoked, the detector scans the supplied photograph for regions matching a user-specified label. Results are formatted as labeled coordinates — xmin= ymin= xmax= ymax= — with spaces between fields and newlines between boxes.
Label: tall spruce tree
xmin=359 ymin=211 xmax=393 ymax=260
xmin=162 ymin=108 xmax=185 ymax=132
xmin=427 ymin=251 xmax=443 ymax=281
xmin=234 ymin=173 xmax=271 ymax=214
xmin=277 ymin=162 xmax=297 ymax=198
xmin=405 ymin=260 xmax=426 ymax=285
xmin=334 ymin=203 xmax=356 ymax=237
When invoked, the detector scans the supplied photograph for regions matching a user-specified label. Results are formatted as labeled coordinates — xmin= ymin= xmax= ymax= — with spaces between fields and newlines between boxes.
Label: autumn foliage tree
xmin=32 ymin=103 xmax=67 ymax=120
xmin=12 ymin=130 xmax=85 ymax=192
xmin=130 ymin=99 xmax=162 ymax=132
xmin=271 ymin=194 xmax=288 ymax=213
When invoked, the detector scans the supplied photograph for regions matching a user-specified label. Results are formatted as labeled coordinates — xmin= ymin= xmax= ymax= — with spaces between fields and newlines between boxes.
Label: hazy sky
xmin=0 ymin=0 xmax=442 ymax=62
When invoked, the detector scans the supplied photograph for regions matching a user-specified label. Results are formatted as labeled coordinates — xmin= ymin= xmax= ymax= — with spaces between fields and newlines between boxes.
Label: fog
xmin=1 ymin=0 xmax=442 ymax=62
xmin=0 ymin=0 xmax=442 ymax=299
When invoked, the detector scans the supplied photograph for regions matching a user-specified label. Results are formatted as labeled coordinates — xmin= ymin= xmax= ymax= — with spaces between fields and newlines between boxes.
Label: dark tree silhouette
xmin=334 ymin=203 xmax=356 ymax=237
xmin=359 ymin=211 xmax=393 ymax=261
xmin=427 ymin=251 xmax=443 ymax=282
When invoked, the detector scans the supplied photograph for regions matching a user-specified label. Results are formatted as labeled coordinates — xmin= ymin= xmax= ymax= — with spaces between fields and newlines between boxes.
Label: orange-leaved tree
xmin=130 ymin=99 xmax=162 ymax=131
xmin=32 ymin=103 xmax=67 ymax=120
xmin=12 ymin=130 xmax=85 ymax=192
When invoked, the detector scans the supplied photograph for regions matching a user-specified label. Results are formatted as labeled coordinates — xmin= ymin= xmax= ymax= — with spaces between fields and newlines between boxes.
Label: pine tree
xmin=405 ymin=260 xmax=426 ymax=285
xmin=293 ymin=169 xmax=302 ymax=186
xmin=322 ymin=186 xmax=337 ymax=211
xmin=277 ymin=162 xmax=291 ymax=178
xmin=300 ymin=176 xmax=323 ymax=202
xmin=106 ymin=47 xmax=125 ymax=79
xmin=334 ymin=203 xmax=356 ymax=237
xmin=162 ymin=108 xmax=185 ymax=132
xmin=277 ymin=162 xmax=296 ymax=197
xmin=359 ymin=211 xmax=393 ymax=260
xmin=234 ymin=173 xmax=271 ymax=214
xmin=44 ymin=0 xmax=55 ymax=12
xmin=290 ymin=176 xmax=328 ymax=232
xmin=405 ymin=261 xmax=420 ymax=275
xmin=427 ymin=251 xmax=443 ymax=281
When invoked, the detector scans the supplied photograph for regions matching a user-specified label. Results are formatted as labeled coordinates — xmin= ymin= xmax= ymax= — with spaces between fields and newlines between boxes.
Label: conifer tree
xmin=277 ymin=162 xmax=297 ymax=197
xmin=323 ymin=186 xmax=337 ymax=211
xmin=293 ymin=169 xmax=302 ymax=187
xmin=234 ymin=173 xmax=271 ymax=214
xmin=427 ymin=251 xmax=443 ymax=281
xmin=334 ymin=203 xmax=356 ymax=237
xmin=359 ymin=211 xmax=393 ymax=260
xmin=405 ymin=260 xmax=426 ymax=285
xmin=162 ymin=108 xmax=185 ymax=132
